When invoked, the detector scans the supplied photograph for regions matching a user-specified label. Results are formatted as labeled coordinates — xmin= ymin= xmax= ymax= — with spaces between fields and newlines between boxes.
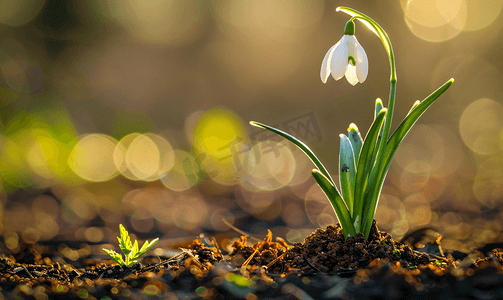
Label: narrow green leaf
xmin=139 ymin=240 xmax=149 ymax=253
xmin=347 ymin=123 xmax=363 ymax=163
xmin=311 ymin=169 xmax=356 ymax=238
xmin=339 ymin=134 xmax=356 ymax=217
xmin=353 ymin=108 xmax=387 ymax=230
xmin=370 ymin=102 xmax=386 ymax=175
xmin=146 ymin=238 xmax=159 ymax=252
xmin=250 ymin=121 xmax=337 ymax=187
xmin=138 ymin=238 xmax=159 ymax=257
xmin=361 ymin=79 xmax=454 ymax=237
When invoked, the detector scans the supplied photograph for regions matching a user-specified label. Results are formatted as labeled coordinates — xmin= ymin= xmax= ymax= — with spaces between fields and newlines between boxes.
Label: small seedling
xmin=103 ymin=224 xmax=159 ymax=267
xmin=251 ymin=7 xmax=453 ymax=239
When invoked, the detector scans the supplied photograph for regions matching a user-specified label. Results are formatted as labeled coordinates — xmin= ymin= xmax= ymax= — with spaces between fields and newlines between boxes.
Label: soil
xmin=1 ymin=220 xmax=502 ymax=299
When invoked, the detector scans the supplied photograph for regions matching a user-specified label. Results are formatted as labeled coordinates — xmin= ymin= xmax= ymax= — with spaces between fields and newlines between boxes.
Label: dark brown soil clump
xmin=1 ymin=221 xmax=502 ymax=299
xmin=229 ymin=220 xmax=445 ymax=275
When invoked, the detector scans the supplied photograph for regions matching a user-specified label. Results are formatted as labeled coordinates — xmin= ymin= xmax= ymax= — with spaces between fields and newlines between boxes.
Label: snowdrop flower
xmin=321 ymin=20 xmax=368 ymax=86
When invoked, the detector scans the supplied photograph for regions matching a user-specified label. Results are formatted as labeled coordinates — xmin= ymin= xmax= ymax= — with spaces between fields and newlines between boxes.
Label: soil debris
xmin=229 ymin=220 xmax=442 ymax=274
xmin=1 ymin=221 xmax=502 ymax=299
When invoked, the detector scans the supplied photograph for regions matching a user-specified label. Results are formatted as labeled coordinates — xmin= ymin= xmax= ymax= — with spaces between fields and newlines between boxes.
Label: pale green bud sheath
xmin=344 ymin=20 xmax=355 ymax=35
xmin=344 ymin=21 xmax=357 ymax=70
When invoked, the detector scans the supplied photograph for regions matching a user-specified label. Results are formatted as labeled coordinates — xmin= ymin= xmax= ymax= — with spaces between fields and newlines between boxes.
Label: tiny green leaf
xmin=103 ymin=249 xmax=126 ymax=266
xmin=134 ymin=238 xmax=160 ymax=261
xmin=103 ymin=224 xmax=160 ymax=267
xmin=119 ymin=224 xmax=132 ymax=256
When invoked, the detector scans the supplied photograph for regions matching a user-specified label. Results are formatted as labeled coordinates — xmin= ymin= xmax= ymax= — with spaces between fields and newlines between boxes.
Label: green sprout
xmin=250 ymin=7 xmax=453 ymax=239
xmin=103 ymin=224 xmax=159 ymax=267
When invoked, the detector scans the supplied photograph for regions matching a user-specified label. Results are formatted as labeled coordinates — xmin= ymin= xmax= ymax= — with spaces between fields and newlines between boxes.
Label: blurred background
xmin=0 ymin=0 xmax=502 ymax=260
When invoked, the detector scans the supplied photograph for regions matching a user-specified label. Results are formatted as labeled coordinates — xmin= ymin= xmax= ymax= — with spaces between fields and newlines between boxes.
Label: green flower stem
xmin=337 ymin=7 xmax=396 ymax=82
xmin=337 ymin=7 xmax=397 ymax=238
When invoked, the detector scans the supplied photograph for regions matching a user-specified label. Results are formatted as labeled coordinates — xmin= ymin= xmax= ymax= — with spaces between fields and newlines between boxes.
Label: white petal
xmin=321 ymin=43 xmax=337 ymax=83
xmin=345 ymin=64 xmax=359 ymax=86
xmin=330 ymin=36 xmax=349 ymax=81
xmin=354 ymin=37 xmax=368 ymax=83
xmin=345 ymin=35 xmax=357 ymax=58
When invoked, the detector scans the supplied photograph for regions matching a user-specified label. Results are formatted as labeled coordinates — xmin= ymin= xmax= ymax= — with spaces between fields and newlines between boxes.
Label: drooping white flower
xmin=321 ymin=21 xmax=368 ymax=86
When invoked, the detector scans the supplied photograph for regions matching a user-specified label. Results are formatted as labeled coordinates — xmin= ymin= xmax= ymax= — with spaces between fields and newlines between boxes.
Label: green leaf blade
xmin=361 ymin=78 xmax=454 ymax=237
xmin=311 ymin=169 xmax=356 ymax=238
xmin=353 ymin=108 xmax=387 ymax=232
xmin=339 ymin=134 xmax=356 ymax=217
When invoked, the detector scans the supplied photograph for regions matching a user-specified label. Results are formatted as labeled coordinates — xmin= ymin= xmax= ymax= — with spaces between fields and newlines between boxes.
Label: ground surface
xmin=1 ymin=222 xmax=502 ymax=299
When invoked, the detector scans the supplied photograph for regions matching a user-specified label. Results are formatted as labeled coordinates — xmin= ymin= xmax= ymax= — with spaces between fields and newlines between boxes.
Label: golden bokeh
xmin=401 ymin=0 xmax=465 ymax=28
xmin=401 ymin=0 xmax=503 ymax=42
xmin=241 ymin=141 xmax=297 ymax=191
xmin=459 ymin=98 xmax=503 ymax=155
xmin=0 ymin=1 xmax=502 ymax=257
xmin=401 ymin=0 xmax=467 ymax=42
xmin=192 ymin=108 xmax=248 ymax=185
xmin=304 ymin=183 xmax=334 ymax=226
xmin=161 ymin=150 xmax=201 ymax=192
xmin=461 ymin=0 xmax=503 ymax=31
xmin=68 ymin=134 xmax=119 ymax=182
xmin=125 ymin=134 xmax=160 ymax=181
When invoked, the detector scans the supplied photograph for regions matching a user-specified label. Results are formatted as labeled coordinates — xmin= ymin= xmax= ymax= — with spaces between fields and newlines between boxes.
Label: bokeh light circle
xmin=403 ymin=194 xmax=432 ymax=227
xmin=160 ymin=150 xmax=201 ymax=191
xmin=125 ymin=134 xmax=160 ymax=181
xmin=114 ymin=133 xmax=172 ymax=181
xmin=461 ymin=0 xmax=503 ymax=32
xmin=143 ymin=133 xmax=175 ymax=181
xmin=304 ymin=183 xmax=333 ymax=226
xmin=374 ymin=194 xmax=408 ymax=239
xmin=192 ymin=108 xmax=248 ymax=186
xmin=114 ymin=133 xmax=141 ymax=180
xmin=241 ymin=141 xmax=296 ymax=191
xmin=68 ymin=134 xmax=119 ymax=182
xmin=400 ymin=0 xmax=465 ymax=27
xmin=400 ymin=0 xmax=466 ymax=42
xmin=472 ymin=155 xmax=503 ymax=209
xmin=459 ymin=98 xmax=503 ymax=155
